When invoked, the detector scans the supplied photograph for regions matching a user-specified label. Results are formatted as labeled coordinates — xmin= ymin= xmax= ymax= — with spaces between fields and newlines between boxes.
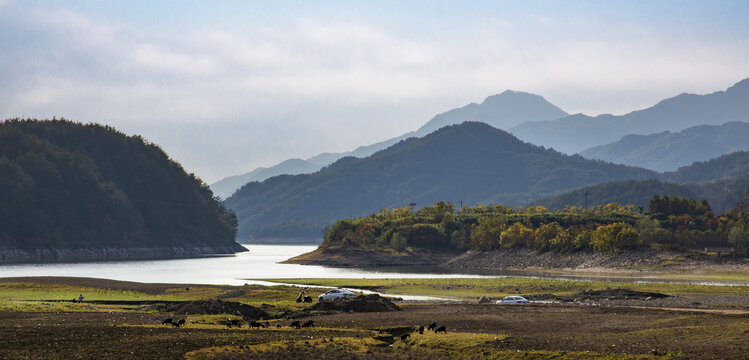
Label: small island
xmin=286 ymin=198 xmax=749 ymax=272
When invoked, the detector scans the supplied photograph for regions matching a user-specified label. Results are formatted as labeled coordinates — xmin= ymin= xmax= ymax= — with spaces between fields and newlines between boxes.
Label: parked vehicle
xmin=318 ymin=289 xmax=356 ymax=302
xmin=496 ymin=296 xmax=529 ymax=304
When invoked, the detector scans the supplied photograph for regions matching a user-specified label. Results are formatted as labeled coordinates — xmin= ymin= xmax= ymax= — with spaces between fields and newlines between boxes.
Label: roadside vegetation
xmin=322 ymin=195 xmax=749 ymax=254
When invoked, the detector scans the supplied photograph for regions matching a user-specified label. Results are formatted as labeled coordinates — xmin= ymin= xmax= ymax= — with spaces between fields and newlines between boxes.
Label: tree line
xmin=322 ymin=196 xmax=749 ymax=254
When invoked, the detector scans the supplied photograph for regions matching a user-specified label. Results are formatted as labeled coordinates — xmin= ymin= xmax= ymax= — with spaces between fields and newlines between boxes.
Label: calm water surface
xmin=0 ymin=245 xmax=745 ymax=287
xmin=0 ymin=245 xmax=488 ymax=286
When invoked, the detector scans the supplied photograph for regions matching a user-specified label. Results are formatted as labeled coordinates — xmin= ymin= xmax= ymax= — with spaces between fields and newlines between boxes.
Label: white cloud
xmin=2 ymin=5 xmax=749 ymax=181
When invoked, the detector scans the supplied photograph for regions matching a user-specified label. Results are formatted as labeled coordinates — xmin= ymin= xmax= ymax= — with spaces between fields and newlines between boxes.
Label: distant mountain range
xmin=510 ymin=78 xmax=749 ymax=154
xmin=211 ymin=91 xmax=567 ymax=198
xmin=225 ymin=122 xmax=656 ymax=242
xmin=580 ymin=121 xmax=749 ymax=171
xmin=211 ymin=158 xmax=321 ymax=199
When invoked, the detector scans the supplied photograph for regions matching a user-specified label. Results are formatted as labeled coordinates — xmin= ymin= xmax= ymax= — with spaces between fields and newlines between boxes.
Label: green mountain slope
xmin=0 ymin=119 xmax=244 ymax=263
xmin=226 ymin=122 xmax=656 ymax=242
xmin=534 ymin=173 xmax=749 ymax=215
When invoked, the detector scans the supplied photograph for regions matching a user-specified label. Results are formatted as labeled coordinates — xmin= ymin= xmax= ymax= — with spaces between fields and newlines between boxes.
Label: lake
xmin=0 ymin=245 xmax=745 ymax=287
xmin=0 ymin=245 xmax=489 ymax=286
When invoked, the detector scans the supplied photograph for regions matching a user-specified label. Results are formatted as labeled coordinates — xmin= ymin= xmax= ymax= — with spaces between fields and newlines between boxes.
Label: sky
xmin=1 ymin=0 xmax=749 ymax=183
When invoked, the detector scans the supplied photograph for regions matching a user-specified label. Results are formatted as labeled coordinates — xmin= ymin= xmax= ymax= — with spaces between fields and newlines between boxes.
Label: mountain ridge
xmin=225 ymin=121 xmax=656 ymax=242
xmin=510 ymin=78 xmax=749 ymax=153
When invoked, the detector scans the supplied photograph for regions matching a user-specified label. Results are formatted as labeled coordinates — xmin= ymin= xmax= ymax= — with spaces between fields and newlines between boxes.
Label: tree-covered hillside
xmin=0 ymin=119 xmax=242 ymax=259
xmin=226 ymin=122 xmax=656 ymax=241
xmin=322 ymin=197 xmax=748 ymax=255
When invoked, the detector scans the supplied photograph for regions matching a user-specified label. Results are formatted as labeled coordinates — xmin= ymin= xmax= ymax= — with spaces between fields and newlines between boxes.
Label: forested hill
xmin=226 ymin=122 xmax=656 ymax=242
xmin=0 ymin=119 xmax=244 ymax=263
xmin=534 ymin=152 xmax=749 ymax=213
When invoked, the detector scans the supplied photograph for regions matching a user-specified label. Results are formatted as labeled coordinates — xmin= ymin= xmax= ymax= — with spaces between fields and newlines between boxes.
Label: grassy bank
xmin=264 ymin=277 xmax=749 ymax=300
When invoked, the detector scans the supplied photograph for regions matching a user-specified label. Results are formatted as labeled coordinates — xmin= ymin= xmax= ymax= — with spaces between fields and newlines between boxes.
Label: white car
xmin=496 ymin=296 xmax=529 ymax=304
xmin=317 ymin=289 xmax=356 ymax=302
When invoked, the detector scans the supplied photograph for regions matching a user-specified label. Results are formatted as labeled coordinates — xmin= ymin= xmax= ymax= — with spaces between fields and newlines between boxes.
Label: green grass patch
xmin=262 ymin=277 xmax=749 ymax=299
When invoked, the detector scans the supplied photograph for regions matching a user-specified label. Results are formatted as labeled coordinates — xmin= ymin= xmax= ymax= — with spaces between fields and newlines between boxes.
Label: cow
xmin=400 ymin=333 xmax=410 ymax=341
xmin=249 ymin=321 xmax=265 ymax=329
xmin=434 ymin=326 xmax=447 ymax=334
xmin=427 ymin=322 xmax=437 ymax=331
xmin=289 ymin=321 xmax=301 ymax=329
xmin=418 ymin=326 xmax=424 ymax=334
xmin=162 ymin=318 xmax=173 ymax=325
xmin=301 ymin=320 xmax=314 ymax=328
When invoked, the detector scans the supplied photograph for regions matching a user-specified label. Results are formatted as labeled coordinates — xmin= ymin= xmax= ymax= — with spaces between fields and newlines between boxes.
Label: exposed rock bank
xmin=441 ymin=248 xmax=748 ymax=272
xmin=282 ymin=246 xmax=458 ymax=266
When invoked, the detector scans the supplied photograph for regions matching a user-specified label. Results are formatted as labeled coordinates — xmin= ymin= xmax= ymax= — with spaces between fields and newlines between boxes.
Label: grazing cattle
xmin=177 ymin=319 xmax=186 ymax=326
xmin=172 ymin=321 xmax=182 ymax=328
xmin=276 ymin=324 xmax=282 ymax=328
xmin=400 ymin=334 xmax=410 ymax=341
xmin=427 ymin=322 xmax=437 ymax=331
xmin=418 ymin=326 xmax=424 ymax=334
xmin=303 ymin=296 xmax=313 ymax=303
xmin=301 ymin=320 xmax=314 ymax=328
xmin=230 ymin=319 xmax=242 ymax=328
xmin=289 ymin=321 xmax=301 ymax=329
xmin=434 ymin=326 xmax=447 ymax=334
xmin=162 ymin=318 xmax=173 ymax=325
xmin=249 ymin=321 xmax=265 ymax=329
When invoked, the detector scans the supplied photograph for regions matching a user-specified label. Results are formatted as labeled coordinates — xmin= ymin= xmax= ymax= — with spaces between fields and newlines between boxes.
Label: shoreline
xmin=0 ymin=243 xmax=248 ymax=265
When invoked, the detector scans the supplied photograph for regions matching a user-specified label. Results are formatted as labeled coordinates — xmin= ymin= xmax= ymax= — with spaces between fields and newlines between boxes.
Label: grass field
xmin=0 ymin=276 xmax=747 ymax=359
xmin=263 ymin=277 xmax=749 ymax=300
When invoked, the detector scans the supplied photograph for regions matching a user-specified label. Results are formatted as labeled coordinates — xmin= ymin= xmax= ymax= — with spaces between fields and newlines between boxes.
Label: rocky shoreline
xmin=441 ymin=248 xmax=749 ymax=272
xmin=282 ymin=246 xmax=459 ymax=267
xmin=0 ymin=243 xmax=247 ymax=265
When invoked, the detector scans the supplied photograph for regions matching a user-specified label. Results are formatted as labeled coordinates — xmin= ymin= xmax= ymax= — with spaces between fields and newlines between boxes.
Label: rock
xmin=306 ymin=294 xmax=402 ymax=312
xmin=477 ymin=296 xmax=493 ymax=304
xmin=162 ymin=299 xmax=269 ymax=320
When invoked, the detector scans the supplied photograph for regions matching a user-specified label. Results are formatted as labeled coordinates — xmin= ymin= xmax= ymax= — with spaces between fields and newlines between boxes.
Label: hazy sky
xmin=2 ymin=0 xmax=749 ymax=182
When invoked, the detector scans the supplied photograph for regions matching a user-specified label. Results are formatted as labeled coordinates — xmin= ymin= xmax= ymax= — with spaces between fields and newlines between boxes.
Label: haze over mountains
xmin=225 ymin=122 xmax=656 ymax=242
xmin=212 ymin=78 xmax=749 ymax=199
xmin=510 ymin=78 xmax=749 ymax=154
xmin=210 ymin=91 xmax=567 ymax=198
xmin=580 ymin=122 xmax=749 ymax=171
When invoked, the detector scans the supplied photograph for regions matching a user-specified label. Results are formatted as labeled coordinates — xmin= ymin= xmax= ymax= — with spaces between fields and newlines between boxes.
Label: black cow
xmin=301 ymin=320 xmax=314 ymax=328
xmin=427 ymin=322 xmax=437 ymax=331
xmin=418 ymin=326 xmax=424 ymax=334
xmin=177 ymin=319 xmax=186 ymax=326
xmin=249 ymin=321 xmax=265 ymax=329
xmin=434 ymin=326 xmax=447 ymax=334
xmin=400 ymin=333 xmax=410 ymax=341
xmin=289 ymin=321 xmax=301 ymax=329
xmin=162 ymin=318 xmax=173 ymax=325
